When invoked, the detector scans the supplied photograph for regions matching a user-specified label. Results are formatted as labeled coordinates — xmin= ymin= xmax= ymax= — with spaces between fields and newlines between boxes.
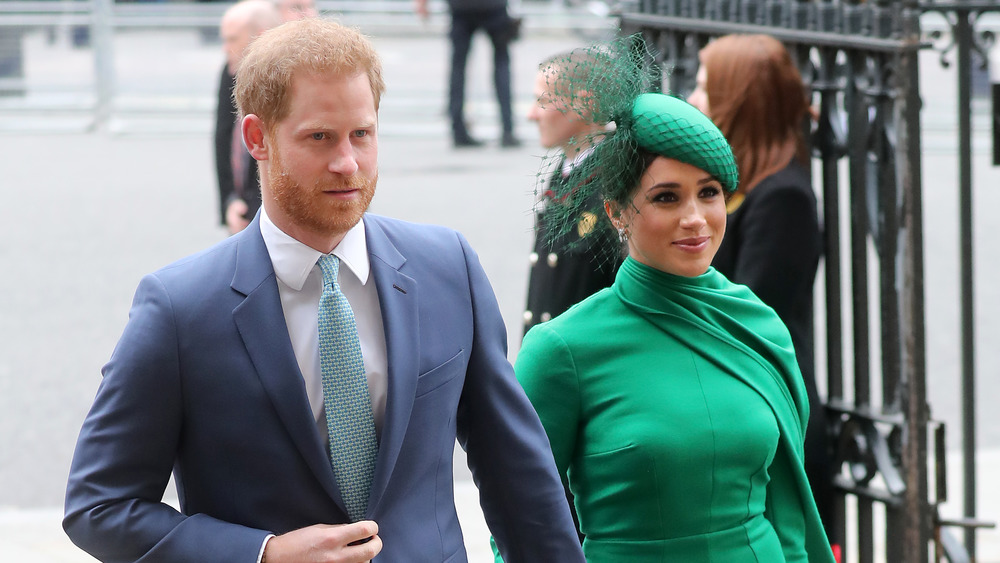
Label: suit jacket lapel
xmin=364 ymin=216 xmax=419 ymax=515
xmin=230 ymin=217 xmax=346 ymax=511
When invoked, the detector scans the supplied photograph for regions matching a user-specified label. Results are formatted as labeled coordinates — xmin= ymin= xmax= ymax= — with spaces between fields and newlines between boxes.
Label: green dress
xmin=503 ymin=257 xmax=833 ymax=562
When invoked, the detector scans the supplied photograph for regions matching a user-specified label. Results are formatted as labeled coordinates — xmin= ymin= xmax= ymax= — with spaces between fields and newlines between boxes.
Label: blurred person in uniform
xmin=414 ymin=0 xmax=521 ymax=148
xmin=687 ymin=33 xmax=833 ymax=547
xmin=522 ymin=49 xmax=621 ymax=337
xmin=64 ymin=18 xmax=586 ymax=563
xmin=215 ymin=0 xmax=308 ymax=235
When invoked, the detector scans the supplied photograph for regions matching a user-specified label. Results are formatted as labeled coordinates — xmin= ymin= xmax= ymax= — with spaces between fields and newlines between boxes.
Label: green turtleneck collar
xmin=613 ymin=256 xmax=808 ymax=451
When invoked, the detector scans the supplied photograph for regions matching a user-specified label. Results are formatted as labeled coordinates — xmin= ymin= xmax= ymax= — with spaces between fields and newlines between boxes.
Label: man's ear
xmin=604 ymin=200 xmax=620 ymax=226
xmin=242 ymin=114 xmax=269 ymax=161
xmin=574 ymin=89 xmax=595 ymax=120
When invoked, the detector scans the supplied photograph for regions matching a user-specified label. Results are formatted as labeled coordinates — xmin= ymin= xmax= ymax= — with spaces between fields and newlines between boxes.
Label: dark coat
xmin=447 ymin=0 xmax=506 ymax=13
xmin=214 ymin=64 xmax=260 ymax=226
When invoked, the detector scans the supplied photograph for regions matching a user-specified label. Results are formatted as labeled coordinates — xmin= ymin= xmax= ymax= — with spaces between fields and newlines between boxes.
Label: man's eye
xmin=311 ymin=132 xmax=326 ymax=140
xmin=353 ymin=130 xmax=368 ymax=138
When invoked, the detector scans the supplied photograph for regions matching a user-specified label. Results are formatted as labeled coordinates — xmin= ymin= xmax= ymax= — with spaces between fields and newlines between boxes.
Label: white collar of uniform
xmin=260 ymin=208 xmax=371 ymax=291
xmin=561 ymin=144 xmax=597 ymax=177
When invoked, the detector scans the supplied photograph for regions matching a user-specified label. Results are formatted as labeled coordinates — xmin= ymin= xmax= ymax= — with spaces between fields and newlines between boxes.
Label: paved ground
xmin=0 ymin=8 xmax=998 ymax=562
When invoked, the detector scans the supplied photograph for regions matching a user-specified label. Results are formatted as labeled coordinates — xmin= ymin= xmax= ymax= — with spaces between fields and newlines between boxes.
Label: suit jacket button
xmin=547 ymin=253 xmax=558 ymax=267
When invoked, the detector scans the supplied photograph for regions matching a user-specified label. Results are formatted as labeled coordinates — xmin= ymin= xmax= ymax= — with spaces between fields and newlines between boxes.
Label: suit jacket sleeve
xmin=215 ymin=64 xmax=236 ymax=226
xmin=451 ymin=234 xmax=585 ymax=563
xmin=63 ymin=273 xmax=271 ymax=563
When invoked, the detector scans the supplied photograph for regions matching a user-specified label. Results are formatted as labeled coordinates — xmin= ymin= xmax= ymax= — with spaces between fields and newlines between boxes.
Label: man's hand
xmin=225 ymin=198 xmax=250 ymax=234
xmin=264 ymin=521 xmax=382 ymax=563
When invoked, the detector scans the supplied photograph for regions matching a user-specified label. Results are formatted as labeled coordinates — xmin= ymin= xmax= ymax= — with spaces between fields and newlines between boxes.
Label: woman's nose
xmin=680 ymin=202 xmax=707 ymax=229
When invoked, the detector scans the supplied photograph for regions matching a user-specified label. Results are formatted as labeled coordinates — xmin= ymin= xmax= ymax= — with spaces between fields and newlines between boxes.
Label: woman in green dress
xmin=498 ymin=39 xmax=835 ymax=563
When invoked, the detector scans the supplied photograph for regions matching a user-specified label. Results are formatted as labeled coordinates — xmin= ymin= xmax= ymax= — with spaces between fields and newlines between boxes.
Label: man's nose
xmin=328 ymin=138 xmax=359 ymax=176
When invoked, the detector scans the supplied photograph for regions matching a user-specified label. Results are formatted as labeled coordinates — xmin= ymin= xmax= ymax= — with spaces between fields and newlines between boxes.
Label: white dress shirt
xmin=259 ymin=209 xmax=389 ymax=442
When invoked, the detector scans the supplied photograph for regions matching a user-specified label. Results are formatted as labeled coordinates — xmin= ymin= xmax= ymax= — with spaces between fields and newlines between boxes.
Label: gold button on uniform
xmin=578 ymin=212 xmax=597 ymax=237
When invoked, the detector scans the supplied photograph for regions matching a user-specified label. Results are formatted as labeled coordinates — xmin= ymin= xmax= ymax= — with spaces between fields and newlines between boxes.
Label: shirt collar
xmin=260 ymin=208 xmax=371 ymax=291
xmin=561 ymin=144 xmax=597 ymax=177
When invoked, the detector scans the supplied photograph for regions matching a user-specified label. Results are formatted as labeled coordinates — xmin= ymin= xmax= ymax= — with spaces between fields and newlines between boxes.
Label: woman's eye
xmin=700 ymin=186 xmax=721 ymax=198
xmin=652 ymin=192 xmax=676 ymax=203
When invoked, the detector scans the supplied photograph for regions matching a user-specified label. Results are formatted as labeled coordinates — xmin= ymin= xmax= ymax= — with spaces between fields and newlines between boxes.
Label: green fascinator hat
xmin=630 ymin=92 xmax=738 ymax=194
xmin=536 ymin=35 xmax=738 ymax=262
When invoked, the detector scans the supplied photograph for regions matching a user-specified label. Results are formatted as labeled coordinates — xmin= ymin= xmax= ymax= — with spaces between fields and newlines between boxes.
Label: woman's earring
xmin=617 ymin=226 xmax=628 ymax=243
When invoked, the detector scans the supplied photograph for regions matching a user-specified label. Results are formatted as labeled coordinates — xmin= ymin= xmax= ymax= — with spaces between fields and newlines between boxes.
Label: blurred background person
xmin=415 ymin=0 xmax=521 ymax=148
xmin=214 ymin=0 xmax=298 ymax=235
xmin=687 ymin=33 xmax=832 ymax=543
xmin=522 ymin=49 xmax=620 ymax=338
xmin=0 ymin=27 xmax=25 ymax=96
xmin=276 ymin=0 xmax=318 ymax=22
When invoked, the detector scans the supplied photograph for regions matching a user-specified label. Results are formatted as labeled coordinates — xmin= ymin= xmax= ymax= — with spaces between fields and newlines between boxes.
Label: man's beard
xmin=267 ymin=148 xmax=377 ymax=238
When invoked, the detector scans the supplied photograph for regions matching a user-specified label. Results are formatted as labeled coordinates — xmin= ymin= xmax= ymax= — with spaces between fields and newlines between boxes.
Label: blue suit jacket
xmin=64 ymin=213 xmax=585 ymax=563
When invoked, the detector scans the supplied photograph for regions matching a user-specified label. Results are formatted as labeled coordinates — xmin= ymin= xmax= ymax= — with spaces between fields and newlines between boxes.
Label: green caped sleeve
xmin=513 ymin=323 xmax=582 ymax=479
xmin=764 ymin=449 xmax=810 ymax=563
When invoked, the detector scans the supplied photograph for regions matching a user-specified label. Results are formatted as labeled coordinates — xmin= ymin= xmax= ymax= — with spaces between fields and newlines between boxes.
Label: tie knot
xmin=317 ymin=254 xmax=340 ymax=286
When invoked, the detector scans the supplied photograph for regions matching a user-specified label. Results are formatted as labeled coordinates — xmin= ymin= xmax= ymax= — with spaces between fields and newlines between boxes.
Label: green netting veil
xmin=535 ymin=34 xmax=738 ymax=264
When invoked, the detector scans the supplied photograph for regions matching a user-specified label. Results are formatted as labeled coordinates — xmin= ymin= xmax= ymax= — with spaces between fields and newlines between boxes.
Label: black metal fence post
xmin=897 ymin=3 xmax=931 ymax=561
xmin=954 ymin=7 xmax=979 ymax=558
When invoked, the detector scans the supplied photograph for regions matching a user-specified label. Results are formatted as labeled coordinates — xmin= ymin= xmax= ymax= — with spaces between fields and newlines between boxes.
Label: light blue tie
xmin=317 ymin=254 xmax=378 ymax=522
